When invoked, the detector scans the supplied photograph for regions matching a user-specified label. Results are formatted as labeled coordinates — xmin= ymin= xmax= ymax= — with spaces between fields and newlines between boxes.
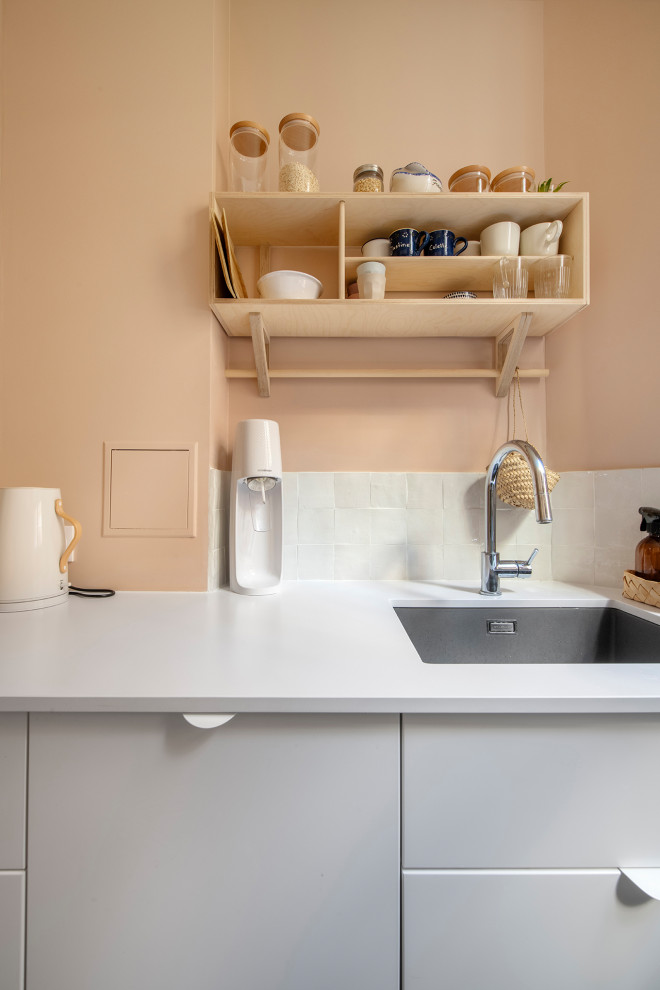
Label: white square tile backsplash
xmin=209 ymin=467 xmax=660 ymax=589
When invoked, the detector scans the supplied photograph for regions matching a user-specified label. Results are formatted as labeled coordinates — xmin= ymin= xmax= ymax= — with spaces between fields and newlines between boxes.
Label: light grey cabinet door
xmin=0 ymin=872 xmax=25 ymax=990
xmin=403 ymin=869 xmax=660 ymax=990
xmin=0 ymin=714 xmax=27 ymax=869
xmin=403 ymin=714 xmax=660 ymax=868
xmin=27 ymin=713 xmax=399 ymax=990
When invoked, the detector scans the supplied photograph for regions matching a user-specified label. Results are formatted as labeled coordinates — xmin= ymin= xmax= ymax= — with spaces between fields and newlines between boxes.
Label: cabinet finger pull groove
xmin=182 ymin=713 xmax=237 ymax=729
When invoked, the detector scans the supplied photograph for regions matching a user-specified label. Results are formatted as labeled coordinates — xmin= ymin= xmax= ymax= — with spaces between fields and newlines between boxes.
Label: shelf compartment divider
xmin=338 ymin=200 xmax=346 ymax=300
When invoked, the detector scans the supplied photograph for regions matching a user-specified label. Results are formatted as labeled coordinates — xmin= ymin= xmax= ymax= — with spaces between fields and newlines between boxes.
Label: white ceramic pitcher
xmin=0 ymin=487 xmax=82 ymax=611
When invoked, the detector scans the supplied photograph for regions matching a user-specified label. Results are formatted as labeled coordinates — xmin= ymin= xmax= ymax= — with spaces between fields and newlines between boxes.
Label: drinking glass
xmin=534 ymin=255 xmax=572 ymax=298
xmin=493 ymin=258 xmax=529 ymax=298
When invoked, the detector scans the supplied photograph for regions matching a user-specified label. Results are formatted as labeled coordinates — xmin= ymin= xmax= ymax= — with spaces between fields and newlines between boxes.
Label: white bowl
xmin=257 ymin=270 xmax=322 ymax=299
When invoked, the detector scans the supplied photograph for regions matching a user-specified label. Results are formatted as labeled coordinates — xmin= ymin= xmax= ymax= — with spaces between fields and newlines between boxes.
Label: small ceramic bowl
xmin=390 ymin=162 xmax=443 ymax=193
xmin=257 ymin=270 xmax=323 ymax=299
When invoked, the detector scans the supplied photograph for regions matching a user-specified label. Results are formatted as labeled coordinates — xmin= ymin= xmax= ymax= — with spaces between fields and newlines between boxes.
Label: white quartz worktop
xmin=1 ymin=581 xmax=660 ymax=714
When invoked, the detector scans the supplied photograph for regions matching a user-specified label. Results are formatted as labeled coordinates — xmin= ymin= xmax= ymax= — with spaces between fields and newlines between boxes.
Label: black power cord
xmin=68 ymin=586 xmax=115 ymax=599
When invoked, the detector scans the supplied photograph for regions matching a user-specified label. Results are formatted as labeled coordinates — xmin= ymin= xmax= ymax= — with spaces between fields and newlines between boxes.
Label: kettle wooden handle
xmin=55 ymin=499 xmax=82 ymax=573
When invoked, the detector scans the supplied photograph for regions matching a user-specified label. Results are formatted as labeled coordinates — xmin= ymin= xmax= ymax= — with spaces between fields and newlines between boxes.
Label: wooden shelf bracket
xmin=495 ymin=313 xmax=533 ymax=397
xmin=234 ymin=310 xmax=547 ymax=396
xmin=249 ymin=312 xmax=271 ymax=397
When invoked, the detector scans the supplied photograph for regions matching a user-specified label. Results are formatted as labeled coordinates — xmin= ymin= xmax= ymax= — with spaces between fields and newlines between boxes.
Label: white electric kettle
xmin=0 ymin=487 xmax=82 ymax=612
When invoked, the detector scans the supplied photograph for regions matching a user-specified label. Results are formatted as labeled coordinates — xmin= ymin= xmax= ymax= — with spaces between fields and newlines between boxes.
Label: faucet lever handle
xmin=525 ymin=548 xmax=539 ymax=567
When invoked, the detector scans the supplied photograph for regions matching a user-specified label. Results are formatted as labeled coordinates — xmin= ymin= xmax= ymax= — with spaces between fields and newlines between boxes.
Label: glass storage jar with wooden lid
xmin=278 ymin=113 xmax=320 ymax=192
xmin=229 ymin=120 xmax=270 ymax=192
xmin=491 ymin=165 xmax=536 ymax=192
xmin=448 ymin=165 xmax=491 ymax=192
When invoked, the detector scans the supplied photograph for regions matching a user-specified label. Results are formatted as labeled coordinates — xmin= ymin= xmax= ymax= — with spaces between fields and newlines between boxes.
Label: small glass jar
xmin=278 ymin=113 xmax=320 ymax=192
xmin=353 ymin=164 xmax=384 ymax=192
xmin=229 ymin=120 xmax=270 ymax=192
xmin=448 ymin=165 xmax=491 ymax=193
xmin=491 ymin=166 xmax=536 ymax=192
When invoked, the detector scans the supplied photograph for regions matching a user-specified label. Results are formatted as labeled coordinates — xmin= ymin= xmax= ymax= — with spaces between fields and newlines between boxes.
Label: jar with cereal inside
xmin=278 ymin=113 xmax=320 ymax=192
xmin=353 ymin=164 xmax=384 ymax=192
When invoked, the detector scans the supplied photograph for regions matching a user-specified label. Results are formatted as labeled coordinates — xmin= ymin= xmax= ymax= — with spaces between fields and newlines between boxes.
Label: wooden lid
xmin=448 ymin=164 xmax=491 ymax=184
xmin=278 ymin=113 xmax=320 ymax=136
xmin=492 ymin=165 xmax=536 ymax=184
xmin=229 ymin=120 xmax=270 ymax=143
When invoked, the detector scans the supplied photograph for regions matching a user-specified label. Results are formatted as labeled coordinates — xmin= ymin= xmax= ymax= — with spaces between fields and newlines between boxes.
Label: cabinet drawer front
xmin=403 ymin=870 xmax=660 ymax=990
xmin=402 ymin=714 xmax=660 ymax=867
xmin=0 ymin=872 xmax=25 ymax=990
xmin=0 ymin=715 xmax=27 ymax=869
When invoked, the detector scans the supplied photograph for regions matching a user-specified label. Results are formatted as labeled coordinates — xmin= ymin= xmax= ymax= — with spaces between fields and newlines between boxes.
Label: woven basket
xmin=622 ymin=570 xmax=660 ymax=609
xmin=496 ymin=368 xmax=560 ymax=509
xmin=497 ymin=452 xmax=560 ymax=509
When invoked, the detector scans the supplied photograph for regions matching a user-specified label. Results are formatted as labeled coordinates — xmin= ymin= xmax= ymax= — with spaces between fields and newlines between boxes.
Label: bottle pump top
xmin=639 ymin=506 xmax=660 ymax=536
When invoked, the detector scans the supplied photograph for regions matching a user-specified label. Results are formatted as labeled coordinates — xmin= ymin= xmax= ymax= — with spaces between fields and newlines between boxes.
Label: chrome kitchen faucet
xmin=480 ymin=440 xmax=553 ymax=596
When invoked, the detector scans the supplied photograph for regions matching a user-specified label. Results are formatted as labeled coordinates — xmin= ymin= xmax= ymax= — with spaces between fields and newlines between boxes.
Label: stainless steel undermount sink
xmin=393 ymin=606 xmax=660 ymax=664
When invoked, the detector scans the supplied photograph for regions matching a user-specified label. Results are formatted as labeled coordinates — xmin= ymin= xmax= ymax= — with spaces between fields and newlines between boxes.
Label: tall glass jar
xmin=229 ymin=121 xmax=270 ymax=192
xmin=278 ymin=113 xmax=320 ymax=192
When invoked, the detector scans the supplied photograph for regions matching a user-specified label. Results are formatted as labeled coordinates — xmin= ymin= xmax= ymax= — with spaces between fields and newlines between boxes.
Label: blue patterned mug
xmin=389 ymin=228 xmax=430 ymax=257
xmin=424 ymin=229 xmax=468 ymax=257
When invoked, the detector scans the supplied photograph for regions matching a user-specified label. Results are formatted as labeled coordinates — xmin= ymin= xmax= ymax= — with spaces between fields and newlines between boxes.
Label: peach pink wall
xmin=212 ymin=0 xmax=231 ymax=470
xmin=226 ymin=0 xmax=546 ymax=195
xmin=3 ymin=1 xmax=653 ymax=593
xmin=221 ymin=0 xmax=550 ymax=471
xmin=227 ymin=337 xmax=549 ymax=471
xmin=0 ymin=0 xmax=220 ymax=590
xmin=544 ymin=0 xmax=660 ymax=470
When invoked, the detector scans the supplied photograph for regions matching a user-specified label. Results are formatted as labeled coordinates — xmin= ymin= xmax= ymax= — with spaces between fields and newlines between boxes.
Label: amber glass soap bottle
xmin=635 ymin=507 xmax=660 ymax=582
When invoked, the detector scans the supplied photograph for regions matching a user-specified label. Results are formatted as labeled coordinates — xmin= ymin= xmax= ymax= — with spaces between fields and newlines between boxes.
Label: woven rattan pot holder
xmin=497 ymin=369 xmax=560 ymax=509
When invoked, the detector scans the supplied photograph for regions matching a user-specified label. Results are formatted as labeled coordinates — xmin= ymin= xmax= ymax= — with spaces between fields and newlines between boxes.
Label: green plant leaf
xmin=538 ymin=177 xmax=569 ymax=192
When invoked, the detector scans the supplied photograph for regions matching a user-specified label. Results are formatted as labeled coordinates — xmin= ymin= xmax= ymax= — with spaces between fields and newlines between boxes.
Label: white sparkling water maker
xmin=229 ymin=419 xmax=282 ymax=595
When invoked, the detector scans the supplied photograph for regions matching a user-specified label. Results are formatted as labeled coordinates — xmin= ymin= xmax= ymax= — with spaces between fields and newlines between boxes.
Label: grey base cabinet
xmin=27 ymin=713 xmax=400 ymax=990
xmin=0 ymin=872 xmax=25 ymax=990
xmin=402 ymin=714 xmax=660 ymax=990
xmin=403 ymin=869 xmax=660 ymax=990
xmin=0 ymin=713 xmax=27 ymax=870
xmin=0 ymin=713 xmax=27 ymax=989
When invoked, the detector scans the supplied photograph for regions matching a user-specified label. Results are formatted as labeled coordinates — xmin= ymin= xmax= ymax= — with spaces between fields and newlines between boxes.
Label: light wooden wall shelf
xmin=210 ymin=191 xmax=589 ymax=397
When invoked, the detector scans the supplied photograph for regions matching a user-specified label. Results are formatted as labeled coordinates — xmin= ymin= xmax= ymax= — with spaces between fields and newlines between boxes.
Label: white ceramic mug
xmin=361 ymin=238 xmax=392 ymax=257
xmin=462 ymin=240 xmax=481 ymax=256
xmin=480 ymin=221 xmax=520 ymax=257
xmin=520 ymin=220 xmax=563 ymax=257
xmin=0 ymin=487 xmax=82 ymax=610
